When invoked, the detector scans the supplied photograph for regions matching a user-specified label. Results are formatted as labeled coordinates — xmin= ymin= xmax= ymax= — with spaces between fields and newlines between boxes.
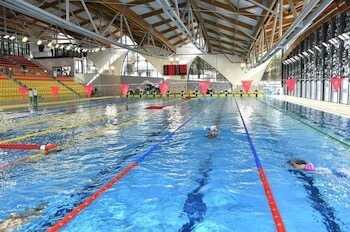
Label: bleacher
xmin=0 ymin=76 xmax=23 ymax=102
xmin=0 ymin=56 xmax=86 ymax=103
xmin=15 ymin=76 xmax=78 ymax=101
xmin=56 ymin=76 xmax=86 ymax=97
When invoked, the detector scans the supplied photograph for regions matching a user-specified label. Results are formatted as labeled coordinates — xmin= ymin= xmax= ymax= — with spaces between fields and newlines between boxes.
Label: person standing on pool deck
xmin=33 ymin=88 xmax=38 ymax=109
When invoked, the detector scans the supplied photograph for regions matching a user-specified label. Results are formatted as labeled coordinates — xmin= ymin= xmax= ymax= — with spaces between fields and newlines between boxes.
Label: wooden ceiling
xmin=0 ymin=0 xmax=342 ymax=58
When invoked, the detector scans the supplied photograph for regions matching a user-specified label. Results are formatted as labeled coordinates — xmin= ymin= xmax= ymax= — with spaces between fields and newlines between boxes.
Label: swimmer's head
xmin=291 ymin=159 xmax=307 ymax=165
xmin=288 ymin=159 xmax=314 ymax=171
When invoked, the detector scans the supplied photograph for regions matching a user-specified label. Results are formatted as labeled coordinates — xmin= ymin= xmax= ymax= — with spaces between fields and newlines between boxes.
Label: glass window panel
xmin=341 ymin=78 xmax=349 ymax=104
xmin=324 ymin=80 xmax=330 ymax=101
xmin=317 ymin=80 xmax=322 ymax=101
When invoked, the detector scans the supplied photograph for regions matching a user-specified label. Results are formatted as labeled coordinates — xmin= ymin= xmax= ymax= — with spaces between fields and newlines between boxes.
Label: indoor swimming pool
xmin=0 ymin=97 xmax=350 ymax=232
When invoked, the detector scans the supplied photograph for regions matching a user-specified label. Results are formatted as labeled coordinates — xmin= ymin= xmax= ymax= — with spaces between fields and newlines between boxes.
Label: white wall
xmin=143 ymin=52 xmax=271 ymax=85
xmin=201 ymin=54 xmax=271 ymax=85
xmin=35 ymin=57 xmax=74 ymax=73
xmin=84 ymin=42 xmax=271 ymax=87
xmin=86 ymin=48 xmax=128 ymax=84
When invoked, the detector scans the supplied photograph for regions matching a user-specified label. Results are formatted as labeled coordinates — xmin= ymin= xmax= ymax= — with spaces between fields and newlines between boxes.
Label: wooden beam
xmin=212 ymin=48 xmax=241 ymax=56
xmin=208 ymin=34 xmax=249 ymax=49
xmin=40 ymin=0 xmax=59 ymax=9
xmin=129 ymin=0 xmax=155 ymax=6
xmin=46 ymin=4 xmax=88 ymax=24
xmin=265 ymin=21 xmax=293 ymax=34
xmin=176 ymin=40 xmax=191 ymax=47
xmin=80 ymin=16 xmax=98 ymax=27
xmin=279 ymin=0 xmax=283 ymax=38
xmin=207 ymin=28 xmax=250 ymax=43
xmin=140 ymin=9 xmax=163 ymax=18
xmin=211 ymin=42 xmax=245 ymax=53
xmin=270 ymin=13 xmax=277 ymax=48
xmin=223 ymin=0 xmax=239 ymax=11
xmin=240 ymin=5 xmax=259 ymax=11
xmin=152 ymin=19 xmax=172 ymax=27
xmin=248 ymin=0 xmax=278 ymax=53
xmin=200 ymin=10 xmax=254 ymax=31
xmin=287 ymin=0 xmax=298 ymax=18
xmin=101 ymin=1 xmax=175 ymax=51
xmin=245 ymin=0 xmax=277 ymax=15
xmin=208 ymin=36 xmax=247 ymax=51
xmin=166 ymin=24 xmax=198 ymax=40
xmin=167 ymin=33 xmax=183 ymax=40
xmin=204 ymin=19 xmax=253 ymax=40
xmin=265 ymin=17 xmax=294 ymax=29
xmin=190 ymin=0 xmax=212 ymax=51
xmin=160 ymin=26 xmax=177 ymax=34
xmin=200 ymin=0 xmax=258 ymax=21
xmin=211 ymin=43 xmax=243 ymax=55
xmin=70 ymin=8 xmax=85 ymax=16
xmin=173 ymin=38 xmax=188 ymax=46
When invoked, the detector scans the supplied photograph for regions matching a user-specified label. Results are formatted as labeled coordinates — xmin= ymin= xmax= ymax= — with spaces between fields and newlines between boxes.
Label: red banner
xmin=331 ymin=76 xmax=342 ymax=92
xmin=159 ymin=81 xmax=169 ymax=96
xmin=18 ymin=86 xmax=28 ymax=97
xmin=199 ymin=81 xmax=210 ymax=95
xmin=84 ymin=84 xmax=94 ymax=97
xmin=51 ymin=86 xmax=60 ymax=96
xmin=119 ymin=83 xmax=129 ymax=96
xmin=286 ymin=79 xmax=296 ymax=92
xmin=241 ymin=80 xmax=252 ymax=93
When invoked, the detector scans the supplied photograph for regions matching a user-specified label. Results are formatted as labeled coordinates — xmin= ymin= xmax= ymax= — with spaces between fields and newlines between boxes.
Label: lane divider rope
xmin=1 ymin=98 xmax=188 ymax=144
xmin=47 ymin=103 xmax=195 ymax=232
xmin=0 ymin=116 xmax=142 ymax=172
xmin=1 ymin=98 xmax=191 ymax=172
xmin=0 ymin=143 xmax=41 ymax=150
xmin=233 ymin=97 xmax=286 ymax=232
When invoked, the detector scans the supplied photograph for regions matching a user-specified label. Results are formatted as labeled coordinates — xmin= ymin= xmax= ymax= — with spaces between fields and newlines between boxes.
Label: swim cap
xmin=304 ymin=163 xmax=315 ymax=171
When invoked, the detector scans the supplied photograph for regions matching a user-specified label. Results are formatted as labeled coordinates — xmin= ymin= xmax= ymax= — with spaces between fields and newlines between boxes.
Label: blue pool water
xmin=0 ymin=97 xmax=350 ymax=232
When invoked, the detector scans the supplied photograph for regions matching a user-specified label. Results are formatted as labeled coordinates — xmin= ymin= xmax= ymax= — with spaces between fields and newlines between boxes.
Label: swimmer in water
xmin=288 ymin=159 xmax=315 ymax=171
xmin=207 ymin=126 xmax=218 ymax=138
xmin=0 ymin=203 xmax=46 ymax=232
xmin=288 ymin=159 xmax=350 ymax=178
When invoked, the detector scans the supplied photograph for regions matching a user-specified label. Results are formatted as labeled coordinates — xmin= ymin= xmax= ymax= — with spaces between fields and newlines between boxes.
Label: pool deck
xmin=0 ymin=96 xmax=119 ymax=111
xmin=273 ymin=95 xmax=350 ymax=118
